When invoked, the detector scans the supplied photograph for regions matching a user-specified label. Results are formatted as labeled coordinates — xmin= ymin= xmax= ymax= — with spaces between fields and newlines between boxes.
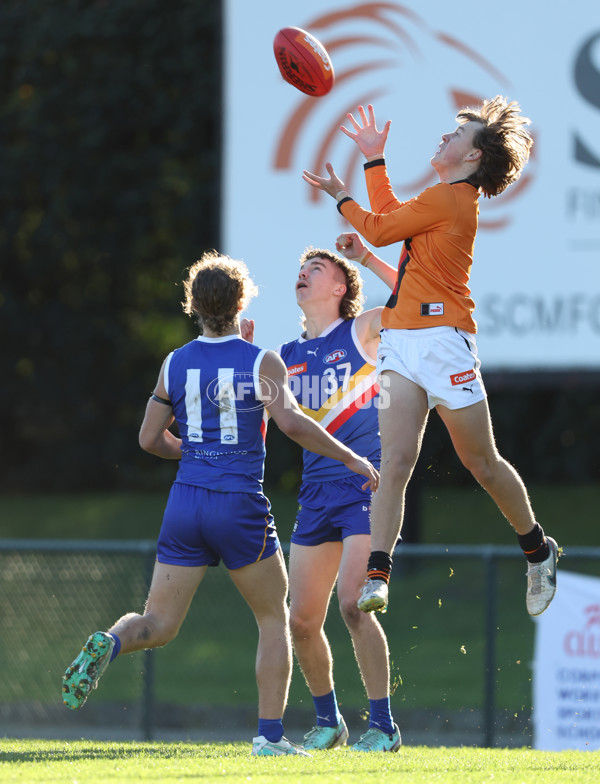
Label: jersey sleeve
xmin=339 ymin=183 xmax=456 ymax=248
xmin=163 ymin=351 xmax=175 ymax=396
xmin=364 ymin=160 xmax=406 ymax=214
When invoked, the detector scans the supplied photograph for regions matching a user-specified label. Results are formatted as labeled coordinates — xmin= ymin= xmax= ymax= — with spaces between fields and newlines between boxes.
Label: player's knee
xmin=289 ymin=611 xmax=318 ymax=642
xmin=141 ymin=613 xmax=181 ymax=648
xmin=338 ymin=594 xmax=363 ymax=627
xmin=381 ymin=448 xmax=417 ymax=484
xmin=155 ymin=626 xmax=180 ymax=647
xmin=462 ymin=452 xmax=499 ymax=488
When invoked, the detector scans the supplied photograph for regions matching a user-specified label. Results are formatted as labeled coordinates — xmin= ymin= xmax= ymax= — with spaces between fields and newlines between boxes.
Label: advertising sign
xmin=533 ymin=570 xmax=600 ymax=751
xmin=224 ymin=0 xmax=600 ymax=369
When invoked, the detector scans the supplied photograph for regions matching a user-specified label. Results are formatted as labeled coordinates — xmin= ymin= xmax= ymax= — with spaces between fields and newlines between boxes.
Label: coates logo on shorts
xmin=450 ymin=369 xmax=476 ymax=386
xmin=564 ymin=604 xmax=600 ymax=658
xmin=323 ymin=348 xmax=347 ymax=364
xmin=273 ymin=2 xmax=535 ymax=231
xmin=206 ymin=372 xmax=279 ymax=412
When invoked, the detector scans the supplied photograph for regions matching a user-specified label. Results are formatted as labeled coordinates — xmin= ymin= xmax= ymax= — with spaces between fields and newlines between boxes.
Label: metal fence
xmin=2 ymin=539 xmax=599 ymax=747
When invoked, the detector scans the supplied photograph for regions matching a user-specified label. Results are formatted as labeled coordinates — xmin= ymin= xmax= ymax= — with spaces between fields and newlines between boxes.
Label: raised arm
xmin=340 ymin=104 xmax=391 ymax=161
xmin=336 ymin=232 xmax=397 ymax=290
xmin=259 ymin=351 xmax=379 ymax=492
xmin=302 ymin=102 xmax=425 ymax=245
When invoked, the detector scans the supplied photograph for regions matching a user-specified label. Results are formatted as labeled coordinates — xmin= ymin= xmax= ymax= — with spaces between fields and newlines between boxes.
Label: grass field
xmin=1 ymin=739 xmax=599 ymax=784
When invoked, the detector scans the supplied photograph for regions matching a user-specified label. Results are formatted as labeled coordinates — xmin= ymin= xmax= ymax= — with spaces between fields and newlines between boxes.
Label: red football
xmin=273 ymin=26 xmax=335 ymax=97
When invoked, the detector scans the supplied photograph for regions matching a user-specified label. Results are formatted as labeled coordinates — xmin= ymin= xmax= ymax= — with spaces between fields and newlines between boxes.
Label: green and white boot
xmin=350 ymin=724 xmax=401 ymax=752
xmin=303 ymin=718 xmax=349 ymax=750
xmin=62 ymin=631 xmax=115 ymax=710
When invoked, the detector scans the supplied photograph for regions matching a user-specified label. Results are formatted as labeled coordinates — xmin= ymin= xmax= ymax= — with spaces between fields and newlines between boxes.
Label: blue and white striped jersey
xmin=164 ymin=335 xmax=268 ymax=493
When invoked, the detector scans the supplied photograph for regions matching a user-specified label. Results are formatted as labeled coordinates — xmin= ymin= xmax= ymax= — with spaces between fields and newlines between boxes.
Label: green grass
xmin=1 ymin=739 xmax=599 ymax=783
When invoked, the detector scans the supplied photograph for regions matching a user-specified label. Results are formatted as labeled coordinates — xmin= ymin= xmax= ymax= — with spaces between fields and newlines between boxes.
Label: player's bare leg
xmin=337 ymin=534 xmax=390 ymax=697
xmin=289 ymin=541 xmax=341 ymax=695
xmin=110 ymin=562 xmax=208 ymax=650
xmin=437 ymin=399 xmax=536 ymax=534
xmin=289 ymin=541 xmax=349 ymax=748
xmin=63 ymin=562 xmax=206 ymax=709
xmin=369 ymin=371 xmax=429 ymax=554
xmin=358 ymin=372 xmax=428 ymax=613
xmin=228 ymin=548 xmax=292 ymax=720
xmin=439 ymin=399 xmax=559 ymax=615
xmin=338 ymin=533 xmax=401 ymax=751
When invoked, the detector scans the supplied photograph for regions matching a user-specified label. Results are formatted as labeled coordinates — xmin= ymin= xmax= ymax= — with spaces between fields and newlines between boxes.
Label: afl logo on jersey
xmin=323 ymin=349 xmax=347 ymax=364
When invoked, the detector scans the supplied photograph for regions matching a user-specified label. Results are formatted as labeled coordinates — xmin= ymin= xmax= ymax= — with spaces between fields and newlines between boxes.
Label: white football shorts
xmin=377 ymin=326 xmax=487 ymax=410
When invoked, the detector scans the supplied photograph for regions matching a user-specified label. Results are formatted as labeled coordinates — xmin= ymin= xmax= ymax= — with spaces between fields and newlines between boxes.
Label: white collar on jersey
xmin=298 ymin=317 xmax=344 ymax=343
xmin=195 ymin=334 xmax=241 ymax=343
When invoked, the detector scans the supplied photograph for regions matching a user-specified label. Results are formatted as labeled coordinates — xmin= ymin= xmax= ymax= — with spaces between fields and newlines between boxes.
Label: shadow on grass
xmin=1 ymin=740 xmax=246 ymax=762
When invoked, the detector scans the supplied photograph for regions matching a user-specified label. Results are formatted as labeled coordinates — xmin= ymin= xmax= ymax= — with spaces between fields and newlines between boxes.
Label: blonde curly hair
xmin=182 ymin=250 xmax=257 ymax=334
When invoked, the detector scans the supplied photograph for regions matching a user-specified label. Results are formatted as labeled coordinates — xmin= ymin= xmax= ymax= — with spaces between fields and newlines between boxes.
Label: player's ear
xmin=334 ymin=284 xmax=347 ymax=297
xmin=466 ymin=148 xmax=482 ymax=162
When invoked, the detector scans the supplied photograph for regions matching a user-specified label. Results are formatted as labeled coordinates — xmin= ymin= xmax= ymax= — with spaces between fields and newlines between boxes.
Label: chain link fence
xmin=2 ymin=540 xmax=599 ymax=746
xmin=1 ymin=542 xmax=153 ymax=733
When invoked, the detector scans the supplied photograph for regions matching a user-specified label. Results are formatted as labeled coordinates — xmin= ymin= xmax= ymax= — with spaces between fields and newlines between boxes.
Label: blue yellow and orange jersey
xmin=278 ymin=318 xmax=380 ymax=482
xmin=164 ymin=335 xmax=268 ymax=493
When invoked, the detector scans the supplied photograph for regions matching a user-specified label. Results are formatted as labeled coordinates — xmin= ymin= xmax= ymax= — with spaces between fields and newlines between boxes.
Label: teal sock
xmin=258 ymin=718 xmax=284 ymax=743
xmin=369 ymin=697 xmax=394 ymax=734
xmin=313 ymin=690 xmax=341 ymax=728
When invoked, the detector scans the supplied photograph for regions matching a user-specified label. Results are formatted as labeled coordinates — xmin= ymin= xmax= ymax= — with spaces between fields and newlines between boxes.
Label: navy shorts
xmin=157 ymin=482 xmax=280 ymax=570
xmin=291 ymin=475 xmax=372 ymax=546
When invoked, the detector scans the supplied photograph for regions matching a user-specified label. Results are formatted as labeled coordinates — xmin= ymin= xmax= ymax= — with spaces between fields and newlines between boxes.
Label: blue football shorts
xmin=291 ymin=474 xmax=372 ymax=546
xmin=156 ymin=482 xmax=280 ymax=570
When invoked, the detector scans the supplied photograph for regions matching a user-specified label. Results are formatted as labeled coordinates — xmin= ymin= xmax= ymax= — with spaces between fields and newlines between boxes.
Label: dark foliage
xmin=0 ymin=0 xmax=221 ymax=490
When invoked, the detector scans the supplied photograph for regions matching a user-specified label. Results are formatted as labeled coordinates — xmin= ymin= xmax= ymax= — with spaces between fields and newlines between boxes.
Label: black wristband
xmin=336 ymin=196 xmax=352 ymax=214
xmin=364 ymin=158 xmax=385 ymax=169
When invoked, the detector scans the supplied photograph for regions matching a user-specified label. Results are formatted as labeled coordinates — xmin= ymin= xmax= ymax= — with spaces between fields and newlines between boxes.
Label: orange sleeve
xmin=339 ymin=183 xmax=454 ymax=247
xmin=363 ymin=159 xmax=404 ymax=214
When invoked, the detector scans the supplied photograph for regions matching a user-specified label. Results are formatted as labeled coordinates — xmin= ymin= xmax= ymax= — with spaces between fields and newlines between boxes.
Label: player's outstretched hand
xmin=302 ymin=162 xmax=346 ymax=200
xmin=345 ymin=456 xmax=380 ymax=492
xmin=340 ymin=104 xmax=390 ymax=160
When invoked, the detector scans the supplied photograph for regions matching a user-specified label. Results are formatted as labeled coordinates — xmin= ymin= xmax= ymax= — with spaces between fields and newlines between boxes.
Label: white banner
xmin=533 ymin=570 xmax=600 ymax=751
xmin=224 ymin=0 xmax=600 ymax=369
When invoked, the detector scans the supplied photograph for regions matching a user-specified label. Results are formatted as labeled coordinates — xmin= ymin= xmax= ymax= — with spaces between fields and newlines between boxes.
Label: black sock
xmin=518 ymin=523 xmax=550 ymax=563
xmin=367 ymin=551 xmax=393 ymax=584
